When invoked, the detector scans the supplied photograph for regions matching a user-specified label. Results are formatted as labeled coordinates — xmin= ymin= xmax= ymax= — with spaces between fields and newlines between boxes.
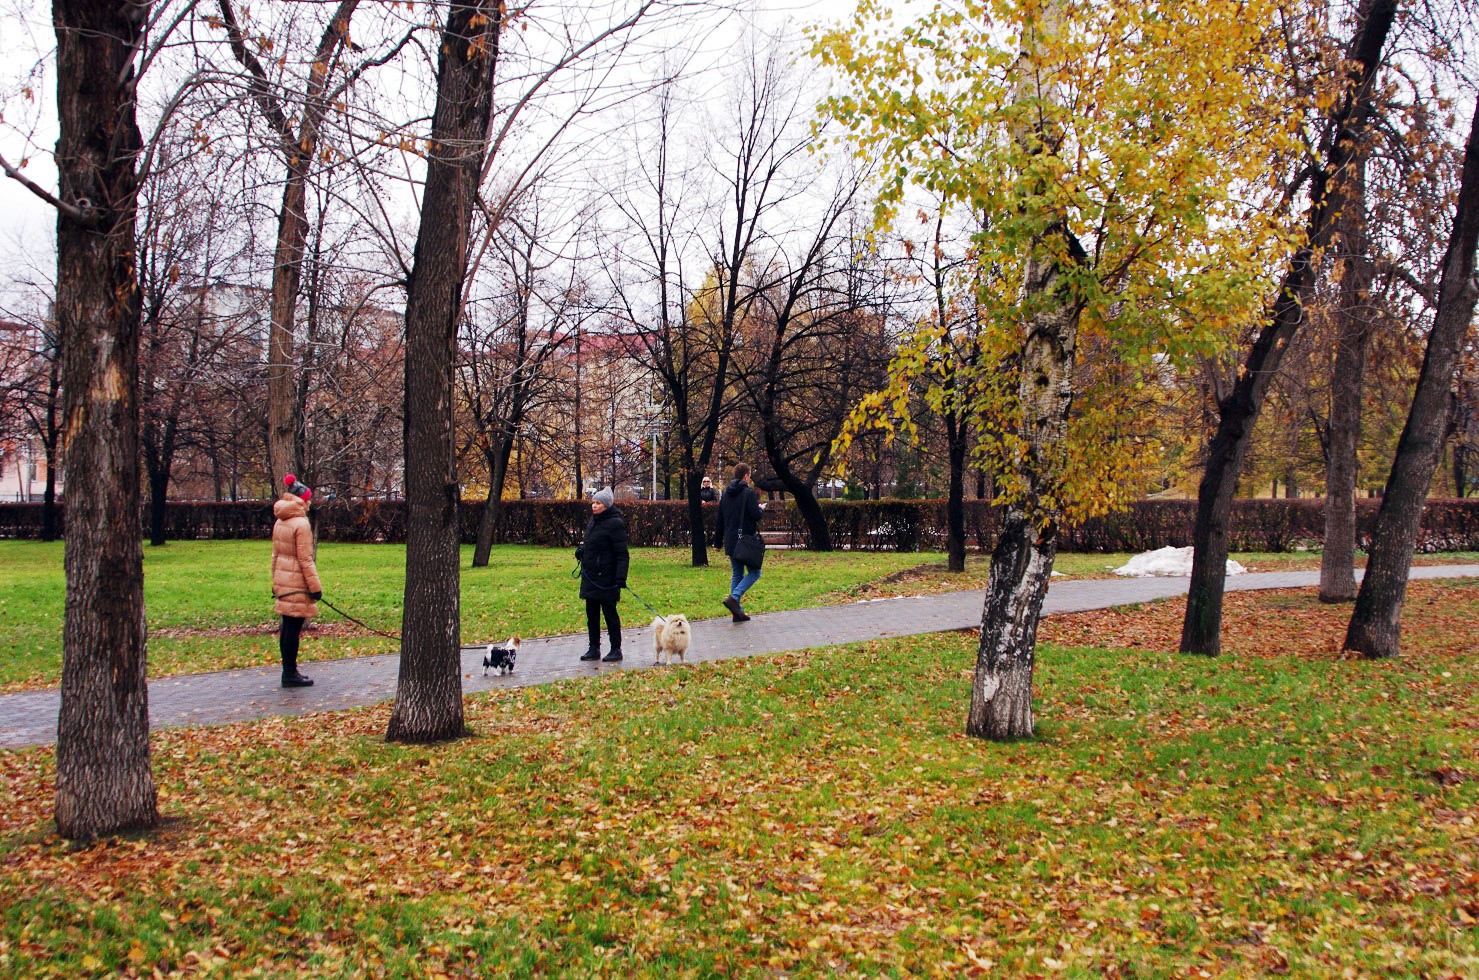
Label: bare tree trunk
xmin=139 ymin=277 xmax=186 ymax=547
xmin=968 ymin=508 xmax=1054 ymax=738
xmin=387 ymin=0 xmax=501 ymax=743
xmin=967 ymin=241 xmax=1078 ymax=741
xmin=686 ymin=467 xmax=708 ymax=566
xmin=945 ymin=412 xmax=967 ymax=572
xmin=1447 ymin=387 xmax=1475 ymax=498
xmin=147 ymin=469 xmax=167 ymax=546
xmin=470 ymin=302 xmax=543 ymax=568
xmin=218 ymin=0 xmax=360 ymax=487
xmin=265 ymin=174 xmax=309 ymax=484
xmin=1319 ymin=155 xmax=1374 ymax=602
xmin=293 ymin=238 xmax=325 ymax=492
xmin=145 ymin=426 xmax=174 ymax=548
xmin=769 ymin=462 xmax=832 ymax=551
xmin=1181 ymin=0 xmax=1395 ymax=654
xmin=793 ymin=487 xmax=833 ymax=552
xmin=472 ymin=436 xmax=514 ymax=566
xmin=933 ymin=213 xmax=970 ymax=573
xmin=965 ymin=0 xmax=1082 ymax=740
xmin=42 ymin=454 xmax=58 ymax=535
xmin=1345 ymin=103 xmax=1479 ymax=658
xmin=1456 ymin=440 xmax=1471 ymax=498
xmin=53 ymin=0 xmax=158 ymax=841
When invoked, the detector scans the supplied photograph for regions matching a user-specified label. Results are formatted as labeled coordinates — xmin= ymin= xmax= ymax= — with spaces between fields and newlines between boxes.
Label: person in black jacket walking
xmin=577 ymin=488 xmax=630 ymax=662
xmin=713 ymin=462 xmax=766 ymax=622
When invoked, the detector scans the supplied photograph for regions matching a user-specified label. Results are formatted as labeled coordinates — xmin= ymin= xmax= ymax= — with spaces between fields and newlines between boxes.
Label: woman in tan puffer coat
xmin=272 ymin=474 xmax=322 ymax=687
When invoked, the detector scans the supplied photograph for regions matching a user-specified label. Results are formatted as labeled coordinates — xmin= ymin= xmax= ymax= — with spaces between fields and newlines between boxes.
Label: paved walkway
xmin=2 ymin=565 xmax=1475 ymax=749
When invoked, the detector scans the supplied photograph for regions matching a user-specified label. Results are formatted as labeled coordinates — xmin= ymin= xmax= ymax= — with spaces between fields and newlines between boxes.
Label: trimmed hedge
xmin=761 ymin=498 xmax=1479 ymax=553
xmin=0 ymin=499 xmax=718 ymax=548
xmin=2 ymin=496 xmax=1477 ymax=553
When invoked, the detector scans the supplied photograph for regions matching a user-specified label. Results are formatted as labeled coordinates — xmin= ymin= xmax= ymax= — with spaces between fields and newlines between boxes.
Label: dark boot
xmin=579 ymin=647 xmax=601 ymax=661
xmin=721 ymin=596 xmax=741 ymax=617
xmin=602 ymin=648 xmax=623 ymax=662
xmin=281 ymin=653 xmax=312 ymax=687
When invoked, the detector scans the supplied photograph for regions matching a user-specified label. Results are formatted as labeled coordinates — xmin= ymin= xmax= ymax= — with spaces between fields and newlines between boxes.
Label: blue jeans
xmin=729 ymin=557 xmax=761 ymax=609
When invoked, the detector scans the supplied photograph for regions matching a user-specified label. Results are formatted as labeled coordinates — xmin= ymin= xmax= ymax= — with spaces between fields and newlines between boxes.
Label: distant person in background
xmin=272 ymin=474 xmax=321 ymax=688
xmin=577 ymin=488 xmax=630 ymax=663
xmin=699 ymin=476 xmax=718 ymax=503
xmin=713 ymin=462 xmax=765 ymax=622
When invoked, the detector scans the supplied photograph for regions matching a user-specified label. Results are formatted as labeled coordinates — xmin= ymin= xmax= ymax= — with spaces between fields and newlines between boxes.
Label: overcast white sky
xmin=0 ymin=0 xmax=867 ymax=304
xmin=8 ymin=0 xmax=1468 ymax=310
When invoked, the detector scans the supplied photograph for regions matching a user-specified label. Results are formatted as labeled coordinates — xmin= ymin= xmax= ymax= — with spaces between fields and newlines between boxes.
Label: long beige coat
xmin=272 ymin=494 xmax=322 ymax=618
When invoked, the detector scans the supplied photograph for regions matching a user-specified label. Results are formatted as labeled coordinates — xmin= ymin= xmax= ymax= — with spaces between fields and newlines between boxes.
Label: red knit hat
xmin=283 ymin=474 xmax=313 ymax=502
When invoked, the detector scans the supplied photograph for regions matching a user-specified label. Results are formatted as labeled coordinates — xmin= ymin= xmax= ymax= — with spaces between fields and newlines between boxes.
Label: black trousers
xmin=585 ymin=600 xmax=621 ymax=652
xmin=280 ymin=615 xmax=306 ymax=675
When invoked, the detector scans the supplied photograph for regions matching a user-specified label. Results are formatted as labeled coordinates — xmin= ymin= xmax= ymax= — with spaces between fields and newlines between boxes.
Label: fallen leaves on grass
xmin=1432 ymin=767 xmax=1468 ymax=787
xmin=836 ymin=554 xmax=1479 ymax=602
xmin=1040 ymin=580 xmax=1479 ymax=659
xmin=1 ymin=584 xmax=1476 ymax=976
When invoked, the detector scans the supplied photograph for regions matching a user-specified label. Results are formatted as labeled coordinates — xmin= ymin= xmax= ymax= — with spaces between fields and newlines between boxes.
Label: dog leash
xmin=277 ymin=564 xmax=669 ymax=640
xmin=625 ymin=585 xmax=667 ymax=624
xmin=571 ymin=564 xmax=667 ymax=624
xmin=273 ymin=591 xmax=402 ymax=640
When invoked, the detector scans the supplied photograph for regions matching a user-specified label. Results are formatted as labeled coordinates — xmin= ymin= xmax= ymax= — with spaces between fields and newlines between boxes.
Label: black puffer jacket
xmin=713 ymin=479 xmax=764 ymax=557
xmin=578 ymin=507 xmax=630 ymax=603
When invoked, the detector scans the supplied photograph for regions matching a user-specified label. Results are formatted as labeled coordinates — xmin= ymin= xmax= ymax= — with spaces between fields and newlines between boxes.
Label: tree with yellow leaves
xmin=816 ymin=0 xmax=1301 ymax=739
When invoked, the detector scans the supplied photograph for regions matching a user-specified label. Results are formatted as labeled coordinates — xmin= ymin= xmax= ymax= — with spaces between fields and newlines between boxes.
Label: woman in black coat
xmin=577 ymin=488 xmax=629 ymax=662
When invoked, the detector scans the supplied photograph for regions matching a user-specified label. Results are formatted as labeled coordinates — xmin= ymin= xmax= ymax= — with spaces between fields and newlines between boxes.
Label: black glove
xmin=575 ymin=547 xmax=584 ymax=562
xmin=310 ymin=590 xmax=323 ymax=601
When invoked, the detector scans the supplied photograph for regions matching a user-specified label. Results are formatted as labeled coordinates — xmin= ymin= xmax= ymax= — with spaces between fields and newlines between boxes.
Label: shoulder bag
xmin=733 ymin=531 xmax=765 ymax=567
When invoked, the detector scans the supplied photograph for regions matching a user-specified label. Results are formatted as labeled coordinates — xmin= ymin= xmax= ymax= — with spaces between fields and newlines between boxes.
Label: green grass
xmin=1 ymin=605 xmax=1474 ymax=976
xmin=0 ymin=542 xmax=935 ymax=689
xmin=3 ymin=541 xmax=1474 ymax=691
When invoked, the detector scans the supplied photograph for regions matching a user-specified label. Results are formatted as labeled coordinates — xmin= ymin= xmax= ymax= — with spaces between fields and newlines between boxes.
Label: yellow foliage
xmin=817 ymin=0 xmax=1304 ymax=523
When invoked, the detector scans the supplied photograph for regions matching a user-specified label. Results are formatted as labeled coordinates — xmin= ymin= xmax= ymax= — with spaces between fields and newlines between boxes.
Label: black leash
xmin=274 ymin=564 xmax=667 ymax=642
xmin=273 ymin=591 xmax=401 ymax=640
xmin=571 ymin=564 xmax=666 ymax=624
xmin=625 ymin=586 xmax=667 ymax=624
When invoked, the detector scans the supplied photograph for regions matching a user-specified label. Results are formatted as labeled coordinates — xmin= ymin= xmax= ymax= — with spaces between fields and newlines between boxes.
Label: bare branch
xmin=215 ymin=0 xmax=295 ymax=142
xmin=0 ymin=152 xmax=91 ymax=223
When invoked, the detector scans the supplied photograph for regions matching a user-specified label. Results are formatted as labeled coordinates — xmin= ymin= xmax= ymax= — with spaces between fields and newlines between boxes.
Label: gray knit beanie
xmin=592 ymin=487 xmax=615 ymax=508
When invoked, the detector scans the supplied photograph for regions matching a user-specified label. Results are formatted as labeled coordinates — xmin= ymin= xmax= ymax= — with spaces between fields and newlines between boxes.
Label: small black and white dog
xmin=482 ymin=636 xmax=520 ymax=676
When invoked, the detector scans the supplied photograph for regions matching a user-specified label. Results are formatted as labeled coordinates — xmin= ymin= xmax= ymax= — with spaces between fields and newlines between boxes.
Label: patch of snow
xmin=1112 ymin=546 xmax=1246 ymax=578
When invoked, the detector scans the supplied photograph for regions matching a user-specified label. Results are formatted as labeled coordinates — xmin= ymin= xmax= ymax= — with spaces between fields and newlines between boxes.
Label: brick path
xmin=2 ymin=564 xmax=1475 ymax=749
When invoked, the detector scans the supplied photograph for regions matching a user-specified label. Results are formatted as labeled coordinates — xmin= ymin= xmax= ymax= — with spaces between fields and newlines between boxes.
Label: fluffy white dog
xmin=652 ymin=614 xmax=691 ymax=666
